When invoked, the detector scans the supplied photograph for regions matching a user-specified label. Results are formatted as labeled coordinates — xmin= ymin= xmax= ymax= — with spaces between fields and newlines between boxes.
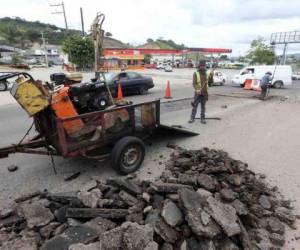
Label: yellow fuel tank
xmin=10 ymin=77 xmax=50 ymax=116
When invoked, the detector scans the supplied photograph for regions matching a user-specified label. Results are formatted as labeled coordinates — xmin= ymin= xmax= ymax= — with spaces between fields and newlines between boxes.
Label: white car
xmin=212 ymin=71 xmax=227 ymax=86
xmin=164 ymin=65 xmax=173 ymax=72
xmin=292 ymin=72 xmax=300 ymax=80
xmin=156 ymin=64 xmax=166 ymax=70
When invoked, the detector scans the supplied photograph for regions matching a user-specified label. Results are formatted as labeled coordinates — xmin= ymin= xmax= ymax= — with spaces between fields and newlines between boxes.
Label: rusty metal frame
xmin=0 ymin=100 xmax=161 ymax=159
xmin=56 ymin=99 xmax=161 ymax=157
xmin=0 ymin=138 xmax=57 ymax=158
xmin=59 ymin=100 xmax=160 ymax=122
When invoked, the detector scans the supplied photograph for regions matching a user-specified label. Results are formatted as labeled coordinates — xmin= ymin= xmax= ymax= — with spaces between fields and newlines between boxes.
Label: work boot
xmin=188 ymin=119 xmax=195 ymax=123
xmin=201 ymin=118 xmax=206 ymax=124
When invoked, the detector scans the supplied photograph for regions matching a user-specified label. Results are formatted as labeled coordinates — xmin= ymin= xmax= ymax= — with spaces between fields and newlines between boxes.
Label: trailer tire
xmin=111 ymin=136 xmax=145 ymax=175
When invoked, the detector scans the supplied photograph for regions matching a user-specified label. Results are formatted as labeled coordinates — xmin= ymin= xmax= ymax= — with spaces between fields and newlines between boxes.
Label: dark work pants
xmin=191 ymin=94 xmax=207 ymax=120
xmin=260 ymin=85 xmax=268 ymax=100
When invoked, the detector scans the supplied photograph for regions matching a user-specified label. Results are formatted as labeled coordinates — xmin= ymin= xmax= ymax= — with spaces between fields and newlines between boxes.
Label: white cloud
xmin=180 ymin=0 xmax=300 ymax=25
xmin=0 ymin=0 xmax=300 ymax=55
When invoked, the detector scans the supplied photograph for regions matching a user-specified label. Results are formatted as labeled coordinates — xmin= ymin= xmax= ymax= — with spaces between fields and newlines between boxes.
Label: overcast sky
xmin=1 ymin=0 xmax=300 ymax=55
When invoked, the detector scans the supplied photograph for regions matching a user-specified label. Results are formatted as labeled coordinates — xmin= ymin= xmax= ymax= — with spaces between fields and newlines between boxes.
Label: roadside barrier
xmin=243 ymin=79 xmax=252 ymax=90
xmin=252 ymin=79 xmax=262 ymax=92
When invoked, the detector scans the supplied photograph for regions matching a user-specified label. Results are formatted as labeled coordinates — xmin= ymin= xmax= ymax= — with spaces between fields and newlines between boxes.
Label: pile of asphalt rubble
xmin=0 ymin=146 xmax=298 ymax=250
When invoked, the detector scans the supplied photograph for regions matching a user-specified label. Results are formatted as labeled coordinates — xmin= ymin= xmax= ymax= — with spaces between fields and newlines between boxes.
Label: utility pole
xmin=41 ymin=32 xmax=48 ymax=67
xmin=80 ymin=7 xmax=85 ymax=36
xmin=282 ymin=43 xmax=288 ymax=65
xmin=50 ymin=1 xmax=68 ymax=30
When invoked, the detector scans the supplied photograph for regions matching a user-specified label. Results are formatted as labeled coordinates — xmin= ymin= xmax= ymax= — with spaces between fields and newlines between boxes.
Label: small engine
xmin=50 ymin=73 xmax=83 ymax=86
xmin=50 ymin=73 xmax=111 ymax=114
xmin=68 ymin=81 xmax=110 ymax=113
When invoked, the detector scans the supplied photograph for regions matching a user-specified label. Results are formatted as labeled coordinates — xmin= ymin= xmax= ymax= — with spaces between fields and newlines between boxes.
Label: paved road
xmin=0 ymin=68 xmax=300 ymax=249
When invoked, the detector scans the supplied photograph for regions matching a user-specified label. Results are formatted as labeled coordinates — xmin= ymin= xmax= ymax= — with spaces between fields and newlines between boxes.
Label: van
xmin=232 ymin=65 xmax=292 ymax=88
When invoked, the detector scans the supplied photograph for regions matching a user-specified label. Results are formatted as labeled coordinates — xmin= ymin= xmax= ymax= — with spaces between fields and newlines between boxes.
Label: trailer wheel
xmin=0 ymin=81 xmax=8 ymax=91
xmin=111 ymin=136 xmax=145 ymax=175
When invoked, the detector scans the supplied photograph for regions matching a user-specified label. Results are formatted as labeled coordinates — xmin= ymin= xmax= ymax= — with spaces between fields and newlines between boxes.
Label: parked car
xmin=144 ymin=64 xmax=157 ymax=69
xmin=0 ymin=72 xmax=17 ymax=91
xmin=212 ymin=71 xmax=227 ymax=86
xmin=232 ymin=65 xmax=292 ymax=88
xmin=29 ymin=63 xmax=48 ymax=69
xmin=156 ymin=64 xmax=165 ymax=70
xmin=10 ymin=64 xmax=30 ymax=70
xmin=292 ymin=72 xmax=300 ymax=80
xmin=105 ymin=71 xmax=154 ymax=95
xmin=0 ymin=78 xmax=9 ymax=91
xmin=164 ymin=65 xmax=173 ymax=72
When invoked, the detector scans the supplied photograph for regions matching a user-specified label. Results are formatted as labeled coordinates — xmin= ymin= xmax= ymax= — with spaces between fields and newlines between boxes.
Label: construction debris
xmin=7 ymin=164 xmax=18 ymax=172
xmin=0 ymin=147 xmax=297 ymax=250
xmin=64 ymin=171 xmax=81 ymax=181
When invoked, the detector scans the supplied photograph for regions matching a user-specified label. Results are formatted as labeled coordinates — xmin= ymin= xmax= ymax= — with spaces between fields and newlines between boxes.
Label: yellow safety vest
xmin=194 ymin=71 xmax=208 ymax=91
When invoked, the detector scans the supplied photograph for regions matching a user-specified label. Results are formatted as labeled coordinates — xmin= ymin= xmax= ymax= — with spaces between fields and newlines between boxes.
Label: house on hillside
xmin=24 ymin=43 xmax=63 ymax=65
xmin=0 ymin=45 xmax=24 ymax=64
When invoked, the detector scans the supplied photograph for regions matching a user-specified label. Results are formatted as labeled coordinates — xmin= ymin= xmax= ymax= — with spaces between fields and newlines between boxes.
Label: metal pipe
xmin=80 ymin=7 xmax=85 ymax=36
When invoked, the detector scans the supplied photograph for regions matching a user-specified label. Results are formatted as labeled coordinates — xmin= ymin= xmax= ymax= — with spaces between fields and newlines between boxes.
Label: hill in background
xmin=0 ymin=17 xmax=186 ymax=50
xmin=138 ymin=38 xmax=186 ymax=50
xmin=0 ymin=17 xmax=80 ymax=48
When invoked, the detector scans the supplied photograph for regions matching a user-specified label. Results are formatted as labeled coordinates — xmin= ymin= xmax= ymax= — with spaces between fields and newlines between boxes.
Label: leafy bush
xmin=62 ymin=36 xmax=94 ymax=69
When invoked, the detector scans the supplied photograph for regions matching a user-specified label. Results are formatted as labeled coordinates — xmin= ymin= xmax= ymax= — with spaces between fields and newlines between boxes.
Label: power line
xmin=50 ymin=1 xmax=68 ymax=30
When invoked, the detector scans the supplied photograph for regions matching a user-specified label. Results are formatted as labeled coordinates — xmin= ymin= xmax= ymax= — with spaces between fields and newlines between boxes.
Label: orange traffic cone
xmin=117 ymin=83 xmax=123 ymax=100
xmin=164 ymin=80 xmax=172 ymax=99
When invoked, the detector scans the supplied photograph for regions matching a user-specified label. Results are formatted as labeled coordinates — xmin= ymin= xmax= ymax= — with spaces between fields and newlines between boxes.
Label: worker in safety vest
xmin=189 ymin=60 xmax=208 ymax=124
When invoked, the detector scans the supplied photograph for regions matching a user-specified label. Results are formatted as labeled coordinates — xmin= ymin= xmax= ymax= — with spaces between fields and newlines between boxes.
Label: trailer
xmin=0 ymin=95 xmax=197 ymax=175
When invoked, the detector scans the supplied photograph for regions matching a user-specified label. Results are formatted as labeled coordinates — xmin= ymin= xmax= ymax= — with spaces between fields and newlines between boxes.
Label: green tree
xmin=26 ymin=30 xmax=41 ymax=43
xmin=144 ymin=54 xmax=152 ymax=64
xmin=62 ymin=36 xmax=94 ymax=70
xmin=0 ymin=24 xmax=23 ymax=44
xmin=147 ymin=38 xmax=154 ymax=43
xmin=11 ymin=53 xmax=23 ymax=64
xmin=246 ymin=37 xmax=275 ymax=65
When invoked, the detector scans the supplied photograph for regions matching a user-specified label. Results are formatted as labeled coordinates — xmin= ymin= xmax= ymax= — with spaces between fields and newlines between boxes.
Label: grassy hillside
xmin=0 ymin=17 xmax=186 ymax=51
xmin=0 ymin=17 xmax=80 ymax=48
xmin=138 ymin=38 xmax=186 ymax=50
